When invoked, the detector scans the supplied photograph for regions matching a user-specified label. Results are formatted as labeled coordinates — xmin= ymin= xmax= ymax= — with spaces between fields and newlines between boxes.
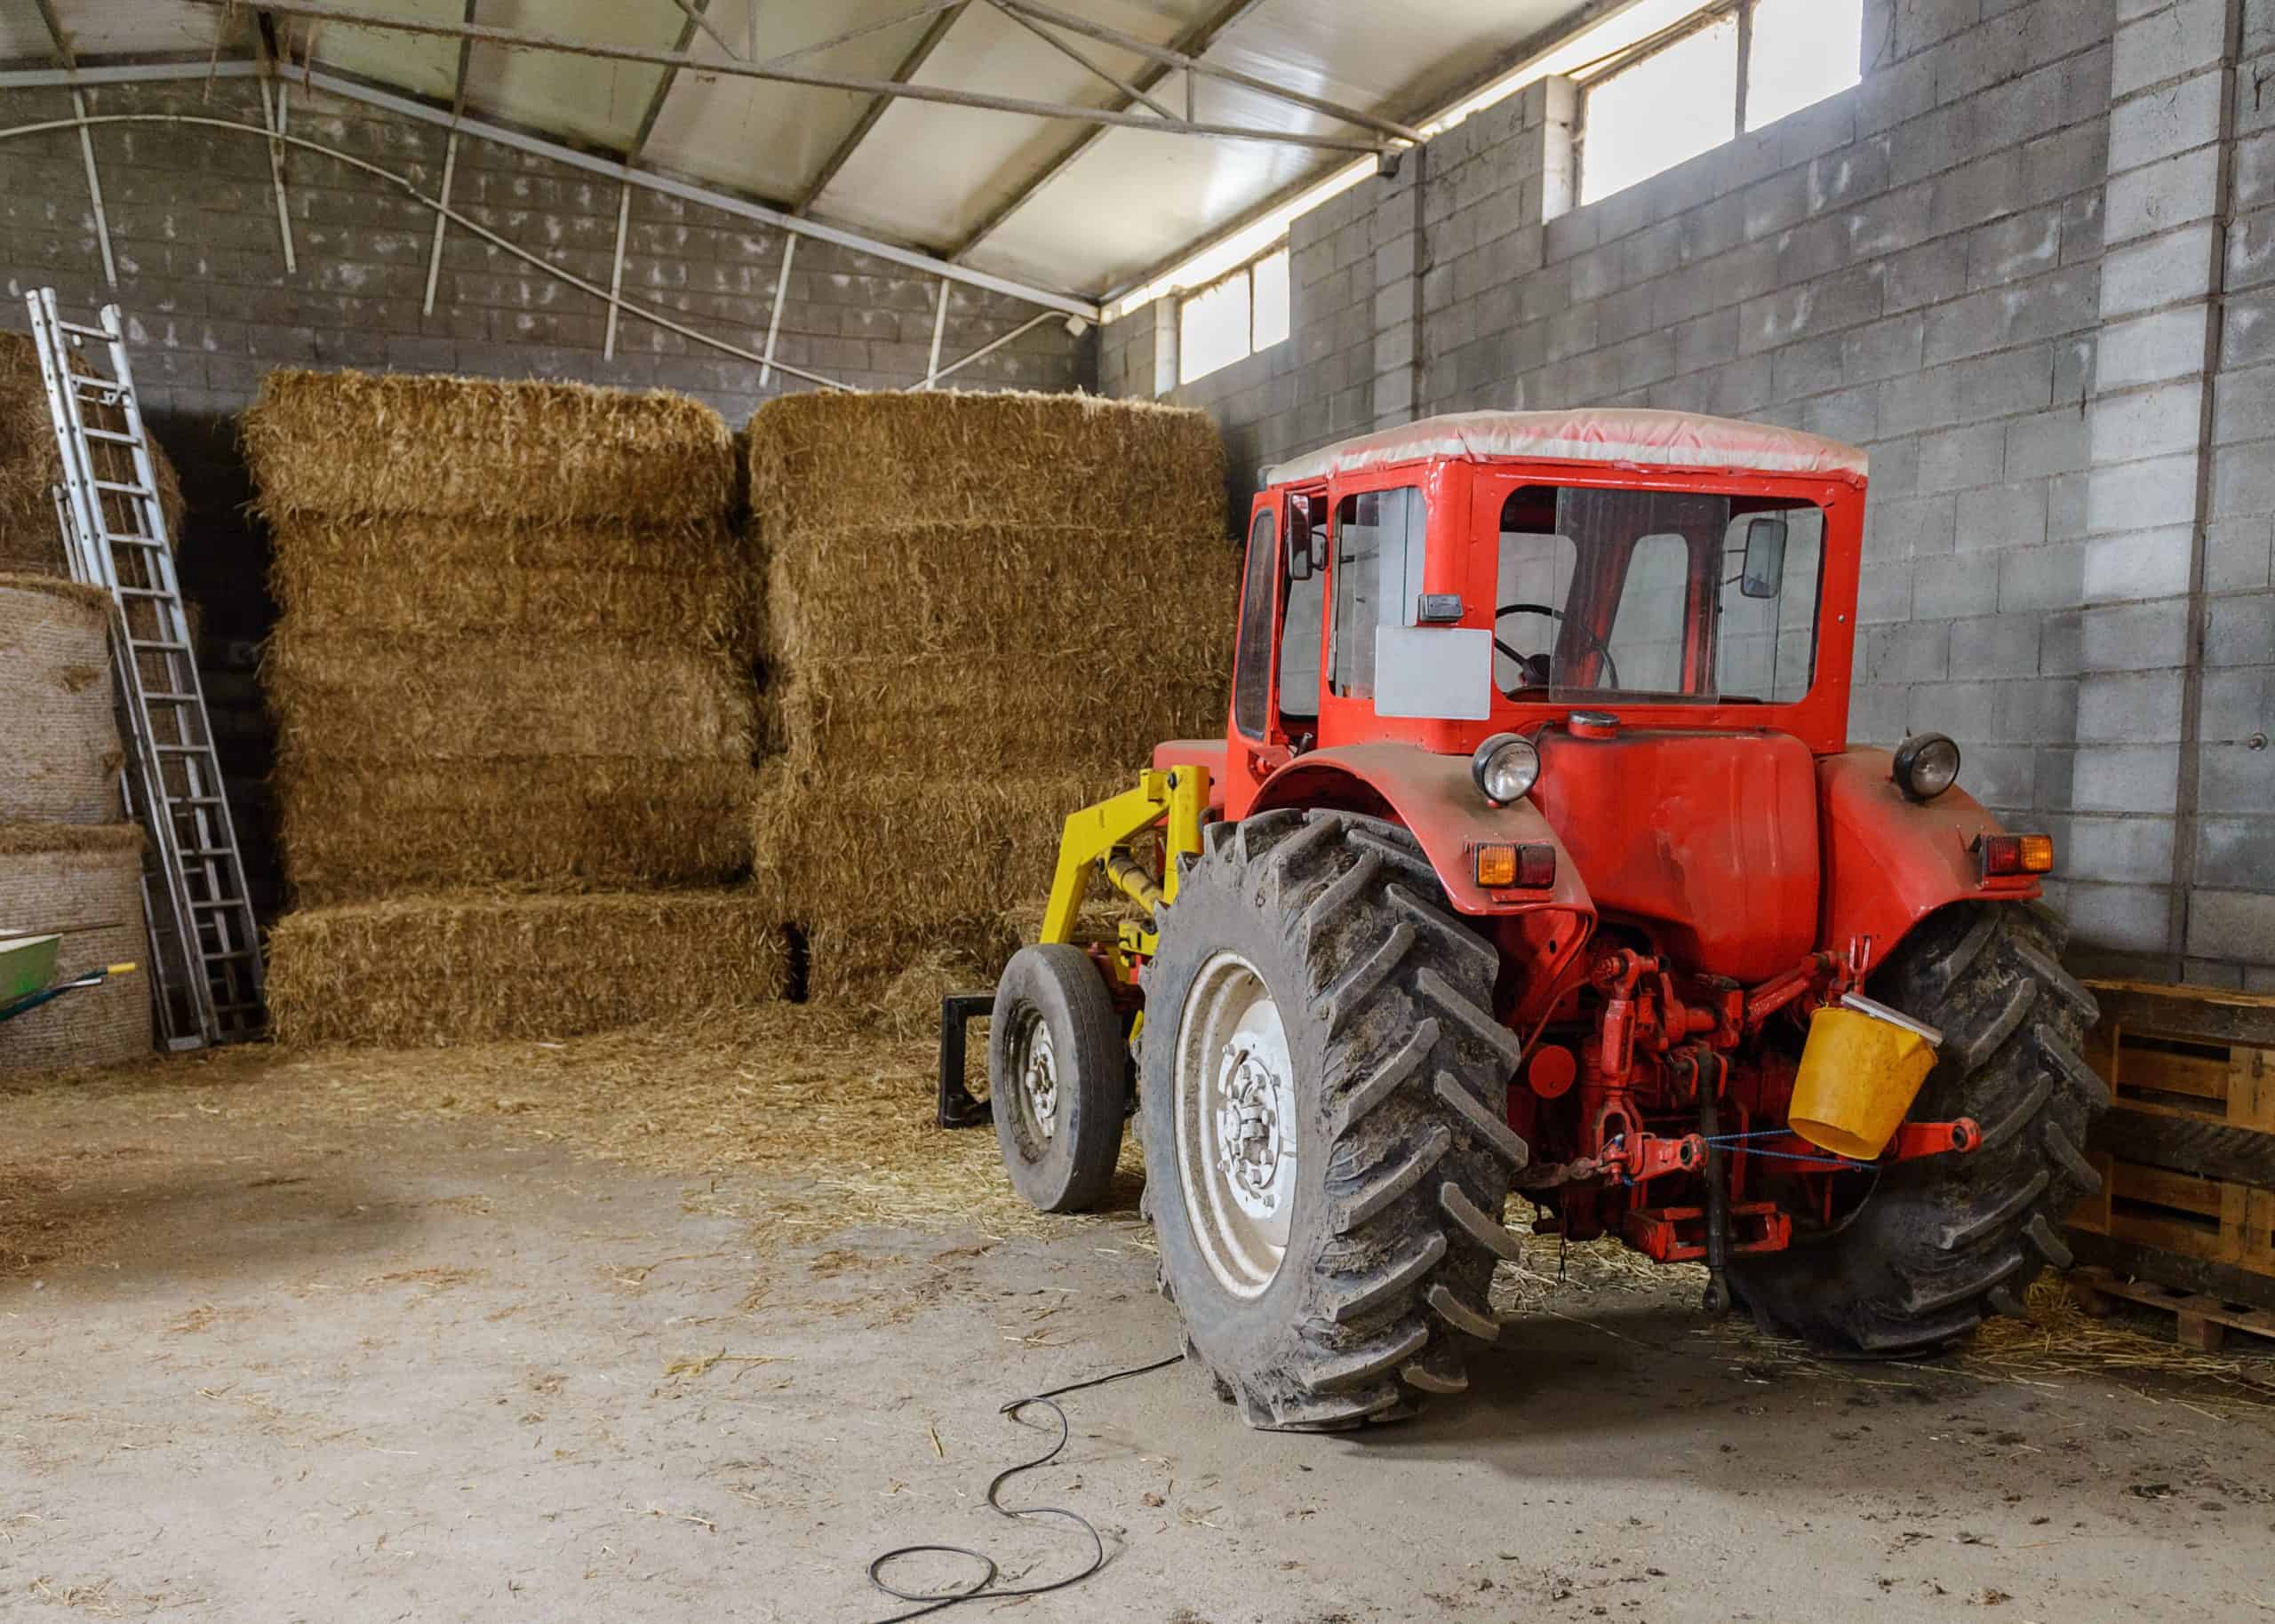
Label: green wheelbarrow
xmin=1 ymin=934 xmax=138 ymax=1025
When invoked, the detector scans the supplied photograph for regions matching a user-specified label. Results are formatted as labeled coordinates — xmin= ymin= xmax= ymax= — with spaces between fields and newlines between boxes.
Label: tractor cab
xmin=976 ymin=408 xmax=2101 ymax=1434
xmin=1223 ymin=409 xmax=1865 ymax=816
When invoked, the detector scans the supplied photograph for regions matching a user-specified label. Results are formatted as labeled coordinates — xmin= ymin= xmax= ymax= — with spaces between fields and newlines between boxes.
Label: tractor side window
xmin=1328 ymin=485 xmax=1424 ymax=700
xmin=1714 ymin=504 xmax=1824 ymax=702
xmin=1280 ymin=570 xmax=1322 ymax=720
xmin=1604 ymin=534 xmax=1692 ymax=694
xmin=1231 ymin=508 xmax=1277 ymax=739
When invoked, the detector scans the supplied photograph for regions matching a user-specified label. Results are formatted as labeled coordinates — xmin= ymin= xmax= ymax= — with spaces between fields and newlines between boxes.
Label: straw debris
xmin=264 ymin=889 xmax=789 ymax=1047
xmin=243 ymin=369 xmax=735 ymax=526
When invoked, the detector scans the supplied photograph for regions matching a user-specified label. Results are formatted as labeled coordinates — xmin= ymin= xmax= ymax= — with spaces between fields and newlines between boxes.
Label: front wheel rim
xmin=1008 ymin=1008 xmax=1058 ymax=1158
xmin=1174 ymin=951 xmax=1297 ymax=1298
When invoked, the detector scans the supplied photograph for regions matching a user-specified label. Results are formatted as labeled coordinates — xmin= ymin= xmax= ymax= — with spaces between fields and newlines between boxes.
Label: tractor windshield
xmin=1493 ymin=484 xmax=1825 ymax=705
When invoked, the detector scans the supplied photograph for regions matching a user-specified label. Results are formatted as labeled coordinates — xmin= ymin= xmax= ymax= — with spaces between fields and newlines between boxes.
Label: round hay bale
xmin=0 ymin=822 xmax=150 ymax=1071
xmin=0 ymin=574 xmax=121 ymax=824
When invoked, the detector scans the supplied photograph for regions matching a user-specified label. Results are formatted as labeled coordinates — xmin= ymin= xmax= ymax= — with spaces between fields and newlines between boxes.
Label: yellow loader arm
xmin=1039 ymin=766 xmax=1211 ymax=970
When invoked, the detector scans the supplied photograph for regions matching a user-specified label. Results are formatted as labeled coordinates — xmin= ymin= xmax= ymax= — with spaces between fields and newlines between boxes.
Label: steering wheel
xmin=1495 ymin=602 xmax=1621 ymax=693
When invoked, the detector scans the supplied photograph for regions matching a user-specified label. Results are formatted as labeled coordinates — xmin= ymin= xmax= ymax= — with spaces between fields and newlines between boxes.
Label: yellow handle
xmin=107 ymin=961 xmax=139 ymax=975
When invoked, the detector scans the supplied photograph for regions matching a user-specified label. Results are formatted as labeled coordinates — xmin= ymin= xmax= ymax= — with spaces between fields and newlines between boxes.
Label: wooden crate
xmin=2065 ymin=981 xmax=2275 ymax=1313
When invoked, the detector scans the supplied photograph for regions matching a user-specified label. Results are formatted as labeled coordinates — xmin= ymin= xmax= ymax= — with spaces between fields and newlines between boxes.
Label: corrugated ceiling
xmin=8 ymin=0 xmax=1593 ymax=301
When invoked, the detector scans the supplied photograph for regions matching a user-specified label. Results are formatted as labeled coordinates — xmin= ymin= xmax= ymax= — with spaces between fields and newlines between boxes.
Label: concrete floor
xmin=3 ymin=1082 xmax=2272 ymax=1624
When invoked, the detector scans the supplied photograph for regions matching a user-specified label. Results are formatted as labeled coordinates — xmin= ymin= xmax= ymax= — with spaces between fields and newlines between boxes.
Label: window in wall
xmin=1177 ymin=245 xmax=1291 ymax=385
xmin=1579 ymin=14 xmax=1737 ymax=206
xmin=1746 ymin=0 xmax=1864 ymax=131
xmin=1250 ymin=248 xmax=1290 ymax=350
xmin=1577 ymin=0 xmax=1864 ymax=206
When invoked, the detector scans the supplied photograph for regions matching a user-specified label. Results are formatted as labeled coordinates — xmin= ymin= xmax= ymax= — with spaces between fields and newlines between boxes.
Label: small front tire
xmin=990 ymin=943 xmax=1128 ymax=1214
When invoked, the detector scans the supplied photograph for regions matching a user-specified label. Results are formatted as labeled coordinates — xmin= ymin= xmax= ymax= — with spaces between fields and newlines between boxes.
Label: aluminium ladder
xmin=27 ymin=290 xmax=265 ymax=1047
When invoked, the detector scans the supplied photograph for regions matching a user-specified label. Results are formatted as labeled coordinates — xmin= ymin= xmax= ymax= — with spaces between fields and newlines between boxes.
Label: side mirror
xmin=1740 ymin=514 xmax=1788 ymax=599
xmin=1285 ymin=510 xmax=1316 ymax=580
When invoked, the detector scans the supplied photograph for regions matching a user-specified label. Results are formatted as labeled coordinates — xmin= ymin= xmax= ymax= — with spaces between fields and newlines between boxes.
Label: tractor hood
xmin=1526 ymin=727 xmax=1820 ymax=983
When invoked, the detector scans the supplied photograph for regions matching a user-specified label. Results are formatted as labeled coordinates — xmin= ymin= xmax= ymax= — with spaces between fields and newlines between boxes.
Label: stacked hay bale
xmin=746 ymin=390 xmax=1236 ymax=1005
xmin=0 ymin=332 xmax=188 ymax=574
xmin=0 ymin=576 xmax=150 ymax=1070
xmin=244 ymin=369 xmax=781 ymax=1047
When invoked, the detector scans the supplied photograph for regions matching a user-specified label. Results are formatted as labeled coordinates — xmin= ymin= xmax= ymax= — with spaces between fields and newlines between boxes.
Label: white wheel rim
xmin=1012 ymin=1011 xmax=1058 ymax=1149
xmin=1174 ymin=951 xmax=1297 ymax=1298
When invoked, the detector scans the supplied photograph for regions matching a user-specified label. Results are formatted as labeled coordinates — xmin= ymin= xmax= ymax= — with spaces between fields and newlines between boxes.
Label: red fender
xmin=1250 ymin=742 xmax=1595 ymax=925
xmin=1818 ymin=749 xmax=2039 ymax=975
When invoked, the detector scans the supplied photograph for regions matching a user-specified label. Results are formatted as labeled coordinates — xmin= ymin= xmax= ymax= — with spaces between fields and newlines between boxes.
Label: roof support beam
xmin=627 ymin=0 xmax=709 ymax=164
xmin=172 ymin=0 xmax=1387 ymax=152
xmin=949 ymin=0 xmax=1265 ymax=262
xmin=1100 ymin=0 xmax=1638 ymax=307
xmin=992 ymin=0 xmax=1425 ymax=141
xmin=449 ymin=0 xmax=477 ymax=115
xmin=667 ymin=0 xmax=740 ymax=61
xmin=32 ymin=0 xmax=118 ymax=289
xmin=983 ymin=0 xmax=1178 ymax=124
xmin=0 ymin=57 xmax=1099 ymax=315
xmin=794 ymin=0 xmax=967 ymax=216
xmin=28 ymin=0 xmax=74 ymax=68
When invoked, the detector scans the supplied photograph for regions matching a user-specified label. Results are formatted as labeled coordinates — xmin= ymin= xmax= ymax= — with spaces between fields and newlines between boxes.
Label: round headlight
xmin=1472 ymin=732 xmax=1540 ymax=806
xmin=1893 ymin=732 xmax=1961 ymax=801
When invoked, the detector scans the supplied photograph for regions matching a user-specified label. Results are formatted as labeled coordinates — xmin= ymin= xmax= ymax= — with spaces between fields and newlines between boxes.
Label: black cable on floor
xmin=864 ymin=1350 xmax=1186 ymax=1623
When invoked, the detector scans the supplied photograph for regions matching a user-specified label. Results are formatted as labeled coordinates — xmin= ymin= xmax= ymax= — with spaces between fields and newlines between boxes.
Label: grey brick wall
xmin=1 ymin=76 xmax=1090 ymax=919
xmin=1104 ymin=0 xmax=2275 ymax=984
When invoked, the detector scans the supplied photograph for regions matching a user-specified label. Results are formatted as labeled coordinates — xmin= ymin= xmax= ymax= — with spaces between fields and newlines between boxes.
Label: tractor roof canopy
xmin=1264 ymin=409 xmax=1870 ymax=490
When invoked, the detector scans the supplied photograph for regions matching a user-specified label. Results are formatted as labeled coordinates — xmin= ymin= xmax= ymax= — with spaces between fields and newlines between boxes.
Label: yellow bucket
xmin=1789 ymin=1004 xmax=1938 ymax=1160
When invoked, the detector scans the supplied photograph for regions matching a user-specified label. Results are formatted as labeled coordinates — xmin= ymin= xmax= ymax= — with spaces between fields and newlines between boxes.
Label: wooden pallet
xmin=2066 ymin=980 xmax=2275 ymax=1312
xmin=2069 ymin=1265 xmax=2275 ymax=1353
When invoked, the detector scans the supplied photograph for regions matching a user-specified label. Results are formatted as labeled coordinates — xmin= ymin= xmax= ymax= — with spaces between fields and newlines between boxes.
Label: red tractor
xmin=974 ymin=408 xmax=2105 ymax=1430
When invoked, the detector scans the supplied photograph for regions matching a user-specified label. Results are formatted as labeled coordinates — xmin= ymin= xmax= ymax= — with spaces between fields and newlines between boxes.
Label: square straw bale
xmin=745 ymin=389 xmax=1225 ymax=539
xmin=267 ymin=516 xmax=754 ymax=650
xmin=275 ymin=755 xmax=758 ymax=905
xmin=0 ymin=333 xmax=188 ymax=574
xmin=243 ymin=368 xmax=734 ymax=527
xmin=762 ymin=521 xmax=1236 ymax=665
xmin=265 ymin=888 xmax=788 ymax=1047
xmin=261 ymin=629 xmax=755 ymax=763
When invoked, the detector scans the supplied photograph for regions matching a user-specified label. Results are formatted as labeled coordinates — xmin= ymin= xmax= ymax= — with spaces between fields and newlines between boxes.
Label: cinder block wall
xmin=1105 ymin=0 xmax=2274 ymax=987
xmin=0 ymin=76 xmax=1090 ymax=919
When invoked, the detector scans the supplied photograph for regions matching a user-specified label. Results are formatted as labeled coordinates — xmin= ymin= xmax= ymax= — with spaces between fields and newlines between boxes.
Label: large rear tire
xmin=1139 ymin=809 xmax=1532 ymax=1429
xmin=1728 ymin=903 xmax=2106 ymax=1355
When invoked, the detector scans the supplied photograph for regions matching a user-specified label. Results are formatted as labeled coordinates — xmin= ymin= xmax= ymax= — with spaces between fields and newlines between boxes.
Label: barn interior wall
xmin=1103 ymin=0 xmax=2275 ymax=988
